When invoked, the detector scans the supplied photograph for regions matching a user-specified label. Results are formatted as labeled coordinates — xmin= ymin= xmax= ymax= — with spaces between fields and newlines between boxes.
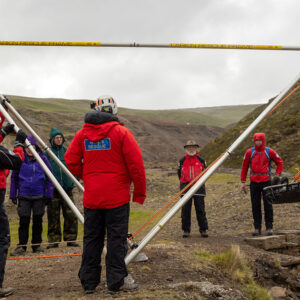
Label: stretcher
xmin=264 ymin=182 xmax=300 ymax=204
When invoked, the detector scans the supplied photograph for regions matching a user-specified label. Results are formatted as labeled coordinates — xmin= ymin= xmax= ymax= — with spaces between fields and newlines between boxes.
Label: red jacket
xmin=241 ymin=133 xmax=283 ymax=183
xmin=65 ymin=112 xmax=146 ymax=209
xmin=0 ymin=147 xmax=24 ymax=189
xmin=178 ymin=153 xmax=206 ymax=183
xmin=0 ymin=111 xmax=5 ymax=143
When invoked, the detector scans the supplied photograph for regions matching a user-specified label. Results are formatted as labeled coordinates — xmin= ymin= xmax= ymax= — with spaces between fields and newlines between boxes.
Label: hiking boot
xmin=0 ymin=287 xmax=14 ymax=297
xmin=10 ymin=246 xmax=26 ymax=256
xmin=46 ymin=243 xmax=59 ymax=249
xmin=84 ymin=288 xmax=95 ymax=294
xmin=182 ymin=231 xmax=190 ymax=238
xmin=200 ymin=230 xmax=209 ymax=238
xmin=252 ymin=229 xmax=261 ymax=237
xmin=32 ymin=246 xmax=44 ymax=253
xmin=266 ymin=229 xmax=273 ymax=236
xmin=108 ymin=282 xmax=139 ymax=294
xmin=67 ymin=241 xmax=80 ymax=247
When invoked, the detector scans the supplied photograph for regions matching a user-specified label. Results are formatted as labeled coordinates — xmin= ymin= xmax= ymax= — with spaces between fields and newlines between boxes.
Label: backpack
xmin=250 ymin=147 xmax=271 ymax=177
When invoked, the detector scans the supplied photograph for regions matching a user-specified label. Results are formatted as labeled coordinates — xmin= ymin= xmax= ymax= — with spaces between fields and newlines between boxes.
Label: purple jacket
xmin=10 ymin=135 xmax=54 ymax=200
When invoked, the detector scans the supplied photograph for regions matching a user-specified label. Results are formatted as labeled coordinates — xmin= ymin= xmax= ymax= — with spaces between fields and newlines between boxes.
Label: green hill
xmin=7 ymin=95 xmax=259 ymax=128
xmin=199 ymin=90 xmax=300 ymax=173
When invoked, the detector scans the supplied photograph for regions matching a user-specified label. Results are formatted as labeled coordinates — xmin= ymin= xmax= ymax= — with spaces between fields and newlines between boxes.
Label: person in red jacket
xmin=0 ymin=100 xmax=27 ymax=297
xmin=241 ymin=132 xmax=283 ymax=236
xmin=65 ymin=95 xmax=146 ymax=294
xmin=178 ymin=140 xmax=208 ymax=238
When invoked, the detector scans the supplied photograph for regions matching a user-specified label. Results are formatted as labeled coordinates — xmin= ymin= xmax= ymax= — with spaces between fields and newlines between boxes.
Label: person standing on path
xmin=10 ymin=135 xmax=54 ymax=256
xmin=241 ymin=132 xmax=283 ymax=236
xmin=65 ymin=95 xmax=146 ymax=294
xmin=178 ymin=140 xmax=208 ymax=238
xmin=45 ymin=128 xmax=79 ymax=249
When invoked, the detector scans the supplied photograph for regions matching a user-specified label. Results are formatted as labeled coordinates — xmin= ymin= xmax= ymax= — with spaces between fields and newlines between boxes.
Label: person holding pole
xmin=241 ymin=132 xmax=283 ymax=236
xmin=178 ymin=140 xmax=208 ymax=238
xmin=10 ymin=135 xmax=54 ymax=256
xmin=0 ymin=100 xmax=27 ymax=297
xmin=65 ymin=95 xmax=146 ymax=294
xmin=45 ymin=128 xmax=79 ymax=249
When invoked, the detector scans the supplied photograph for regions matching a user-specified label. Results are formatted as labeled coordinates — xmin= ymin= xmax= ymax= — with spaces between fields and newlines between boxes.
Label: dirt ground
xmin=3 ymin=166 xmax=300 ymax=299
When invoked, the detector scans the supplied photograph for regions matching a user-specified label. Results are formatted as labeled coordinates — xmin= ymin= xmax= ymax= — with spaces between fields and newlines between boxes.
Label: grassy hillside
xmin=199 ymin=89 xmax=300 ymax=172
xmin=7 ymin=95 xmax=259 ymax=128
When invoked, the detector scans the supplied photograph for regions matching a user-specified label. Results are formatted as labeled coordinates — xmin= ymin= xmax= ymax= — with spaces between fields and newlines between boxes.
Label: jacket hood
xmin=253 ymin=133 xmax=266 ymax=151
xmin=27 ymin=135 xmax=40 ymax=149
xmin=83 ymin=111 xmax=120 ymax=142
xmin=49 ymin=128 xmax=65 ymax=147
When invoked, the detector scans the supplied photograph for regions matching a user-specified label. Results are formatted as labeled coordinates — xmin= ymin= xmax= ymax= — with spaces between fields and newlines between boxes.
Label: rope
xmin=7 ymin=253 xmax=82 ymax=261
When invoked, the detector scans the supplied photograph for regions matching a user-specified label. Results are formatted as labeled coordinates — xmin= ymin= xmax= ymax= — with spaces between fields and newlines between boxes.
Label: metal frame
xmin=3 ymin=100 xmax=84 ymax=193
xmin=125 ymin=74 xmax=300 ymax=265
xmin=0 ymin=98 xmax=84 ymax=224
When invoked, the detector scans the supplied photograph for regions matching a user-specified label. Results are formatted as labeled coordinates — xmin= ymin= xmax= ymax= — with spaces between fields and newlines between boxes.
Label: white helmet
xmin=95 ymin=95 xmax=118 ymax=115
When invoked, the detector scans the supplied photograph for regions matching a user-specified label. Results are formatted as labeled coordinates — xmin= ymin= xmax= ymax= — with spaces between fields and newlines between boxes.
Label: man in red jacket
xmin=241 ymin=133 xmax=283 ymax=236
xmin=65 ymin=95 xmax=146 ymax=294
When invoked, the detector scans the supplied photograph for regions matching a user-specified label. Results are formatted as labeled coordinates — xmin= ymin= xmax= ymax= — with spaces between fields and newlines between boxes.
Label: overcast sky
xmin=0 ymin=0 xmax=299 ymax=109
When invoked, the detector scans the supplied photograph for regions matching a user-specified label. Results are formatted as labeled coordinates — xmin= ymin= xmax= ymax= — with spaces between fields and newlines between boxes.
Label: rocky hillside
xmin=199 ymin=88 xmax=300 ymax=172
xmin=1 ymin=95 xmax=258 ymax=162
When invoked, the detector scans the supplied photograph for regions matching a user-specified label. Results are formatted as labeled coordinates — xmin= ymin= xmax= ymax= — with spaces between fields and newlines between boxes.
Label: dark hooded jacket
xmin=241 ymin=132 xmax=283 ymax=183
xmin=45 ymin=128 xmax=74 ymax=192
xmin=65 ymin=111 xmax=146 ymax=209
xmin=10 ymin=135 xmax=54 ymax=199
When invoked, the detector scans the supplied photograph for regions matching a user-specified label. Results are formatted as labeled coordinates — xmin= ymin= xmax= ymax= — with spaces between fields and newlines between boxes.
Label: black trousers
xmin=17 ymin=198 xmax=45 ymax=251
xmin=79 ymin=203 xmax=129 ymax=291
xmin=0 ymin=189 xmax=10 ymax=288
xmin=250 ymin=181 xmax=273 ymax=230
xmin=181 ymin=196 xmax=208 ymax=233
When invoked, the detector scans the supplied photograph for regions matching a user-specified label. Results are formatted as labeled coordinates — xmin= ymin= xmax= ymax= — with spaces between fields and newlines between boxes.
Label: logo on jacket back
xmin=84 ymin=138 xmax=111 ymax=151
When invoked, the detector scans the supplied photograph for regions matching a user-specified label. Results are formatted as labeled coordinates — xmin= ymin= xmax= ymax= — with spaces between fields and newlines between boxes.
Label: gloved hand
xmin=241 ymin=182 xmax=247 ymax=194
xmin=90 ymin=102 xmax=96 ymax=110
xmin=1 ymin=96 xmax=11 ymax=109
xmin=44 ymin=197 xmax=52 ymax=205
xmin=0 ymin=123 xmax=15 ymax=137
xmin=11 ymin=198 xmax=18 ymax=205
xmin=271 ymin=175 xmax=281 ymax=185
xmin=14 ymin=129 xmax=27 ymax=148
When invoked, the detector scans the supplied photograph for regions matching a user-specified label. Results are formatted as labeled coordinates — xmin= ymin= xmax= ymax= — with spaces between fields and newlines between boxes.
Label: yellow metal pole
xmin=0 ymin=40 xmax=299 ymax=50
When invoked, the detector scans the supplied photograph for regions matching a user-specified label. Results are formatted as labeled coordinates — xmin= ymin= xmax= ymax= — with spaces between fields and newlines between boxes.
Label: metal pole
xmin=3 ymin=100 xmax=84 ymax=192
xmin=0 ymin=100 xmax=84 ymax=224
xmin=0 ymin=40 xmax=300 ymax=51
xmin=125 ymin=74 xmax=300 ymax=265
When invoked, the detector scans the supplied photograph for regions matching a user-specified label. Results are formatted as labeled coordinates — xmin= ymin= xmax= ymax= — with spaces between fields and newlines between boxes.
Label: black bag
xmin=264 ymin=182 xmax=300 ymax=204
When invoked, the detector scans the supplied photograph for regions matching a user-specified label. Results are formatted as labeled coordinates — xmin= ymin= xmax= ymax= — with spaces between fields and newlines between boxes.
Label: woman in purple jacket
xmin=9 ymin=135 xmax=54 ymax=255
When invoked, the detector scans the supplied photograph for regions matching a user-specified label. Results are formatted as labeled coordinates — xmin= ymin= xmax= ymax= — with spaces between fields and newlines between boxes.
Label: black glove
xmin=44 ymin=197 xmax=52 ymax=205
xmin=0 ymin=123 xmax=15 ymax=138
xmin=14 ymin=129 xmax=27 ymax=148
xmin=1 ymin=96 xmax=10 ymax=109
xmin=11 ymin=198 xmax=18 ymax=205
xmin=90 ymin=102 xmax=96 ymax=110
xmin=271 ymin=175 xmax=281 ymax=185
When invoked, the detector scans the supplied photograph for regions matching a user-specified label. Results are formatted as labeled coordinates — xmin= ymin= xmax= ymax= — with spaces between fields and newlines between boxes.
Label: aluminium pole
xmin=0 ymin=100 xmax=84 ymax=224
xmin=0 ymin=41 xmax=300 ymax=51
xmin=125 ymin=74 xmax=300 ymax=265
xmin=3 ymin=100 xmax=84 ymax=192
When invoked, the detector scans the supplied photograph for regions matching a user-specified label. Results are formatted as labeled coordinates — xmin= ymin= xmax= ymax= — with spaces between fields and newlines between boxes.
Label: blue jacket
xmin=10 ymin=135 xmax=54 ymax=200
